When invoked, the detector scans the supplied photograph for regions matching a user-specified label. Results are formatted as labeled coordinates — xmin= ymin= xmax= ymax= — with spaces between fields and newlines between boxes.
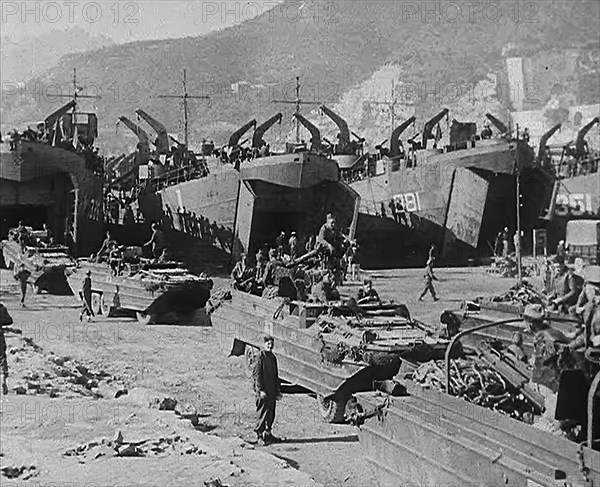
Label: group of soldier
xmin=231 ymin=213 xmax=353 ymax=300
xmin=93 ymin=224 xmax=170 ymax=277
xmin=544 ymin=255 xmax=594 ymax=318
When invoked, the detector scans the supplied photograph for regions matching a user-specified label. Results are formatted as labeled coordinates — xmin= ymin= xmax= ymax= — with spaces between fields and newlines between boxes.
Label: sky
xmin=1 ymin=0 xmax=285 ymax=43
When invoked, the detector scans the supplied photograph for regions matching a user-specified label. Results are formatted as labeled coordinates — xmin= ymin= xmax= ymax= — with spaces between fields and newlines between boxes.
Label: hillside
xmin=0 ymin=26 xmax=115 ymax=84
xmin=1 ymin=0 xmax=598 ymax=155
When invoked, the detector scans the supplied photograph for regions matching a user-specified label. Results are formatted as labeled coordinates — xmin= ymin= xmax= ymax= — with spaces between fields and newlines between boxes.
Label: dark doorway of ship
xmin=244 ymin=181 xmax=357 ymax=256
xmin=0 ymin=173 xmax=74 ymax=245
xmin=0 ymin=205 xmax=48 ymax=239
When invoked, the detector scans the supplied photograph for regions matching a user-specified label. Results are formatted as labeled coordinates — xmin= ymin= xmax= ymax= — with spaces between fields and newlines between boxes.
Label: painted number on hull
xmin=394 ymin=192 xmax=422 ymax=213
xmin=555 ymin=193 xmax=593 ymax=216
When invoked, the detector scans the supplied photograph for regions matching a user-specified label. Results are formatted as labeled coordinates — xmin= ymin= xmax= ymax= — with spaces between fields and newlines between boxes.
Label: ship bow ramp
xmin=235 ymin=152 xmax=359 ymax=256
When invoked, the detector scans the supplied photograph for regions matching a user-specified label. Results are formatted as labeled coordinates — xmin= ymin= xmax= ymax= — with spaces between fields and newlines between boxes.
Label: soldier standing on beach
xmin=253 ymin=335 xmax=282 ymax=445
xmin=14 ymin=264 xmax=31 ymax=308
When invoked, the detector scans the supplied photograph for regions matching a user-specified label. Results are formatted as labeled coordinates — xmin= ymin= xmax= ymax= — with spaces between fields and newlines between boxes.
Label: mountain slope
xmin=2 ymin=0 xmax=598 ymax=155
xmin=1 ymin=26 xmax=115 ymax=84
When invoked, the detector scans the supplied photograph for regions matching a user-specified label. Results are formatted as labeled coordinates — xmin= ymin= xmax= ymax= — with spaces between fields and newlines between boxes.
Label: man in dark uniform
xmin=14 ymin=264 xmax=31 ymax=308
xmin=253 ymin=335 xmax=282 ymax=445
xmin=79 ymin=270 xmax=94 ymax=322
xmin=418 ymin=258 xmax=439 ymax=301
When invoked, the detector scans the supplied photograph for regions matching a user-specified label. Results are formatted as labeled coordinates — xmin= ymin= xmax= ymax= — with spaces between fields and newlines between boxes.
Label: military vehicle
xmin=66 ymin=256 xmax=212 ymax=325
xmin=2 ymin=227 xmax=74 ymax=295
xmin=211 ymin=288 xmax=453 ymax=422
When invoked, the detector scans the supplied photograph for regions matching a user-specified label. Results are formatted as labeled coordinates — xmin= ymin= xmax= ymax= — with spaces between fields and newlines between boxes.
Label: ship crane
xmin=537 ymin=123 xmax=562 ymax=163
xmin=485 ymin=113 xmax=509 ymax=135
xmin=389 ymin=116 xmax=417 ymax=158
xmin=44 ymin=68 xmax=101 ymax=147
xmin=44 ymin=100 xmax=76 ymax=142
xmin=422 ymin=108 xmax=449 ymax=148
xmin=228 ymin=119 xmax=257 ymax=149
xmin=252 ymin=113 xmax=283 ymax=149
xmin=319 ymin=105 xmax=353 ymax=154
xmin=574 ymin=116 xmax=599 ymax=158
xmin=292 ymin=113 xmax=323 ymax=152
xmin=135 ymin=109 xmax=171 ymax=155
xmin=116 ymin=116 xmax=151 ymax=165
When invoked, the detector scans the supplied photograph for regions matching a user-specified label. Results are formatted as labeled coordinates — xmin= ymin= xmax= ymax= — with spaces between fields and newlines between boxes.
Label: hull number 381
xmin=393 ymin=192 xmax=422 ymax=213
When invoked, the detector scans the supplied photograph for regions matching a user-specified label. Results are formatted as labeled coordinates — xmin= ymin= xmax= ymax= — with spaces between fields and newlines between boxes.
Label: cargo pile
xmin=412 ymin=357 xmax=538 ymax=422
xmin=138 ymin=267 xmax=208 ymax=293
xmin=488 ymin=280 xmax=545 ymax=306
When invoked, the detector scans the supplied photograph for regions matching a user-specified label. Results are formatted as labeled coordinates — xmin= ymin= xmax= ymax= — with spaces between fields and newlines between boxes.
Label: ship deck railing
xmin=551 ymin=154 xmax=600 ymax=180
xmin=146 ymin=163 xmax=210 ymax=192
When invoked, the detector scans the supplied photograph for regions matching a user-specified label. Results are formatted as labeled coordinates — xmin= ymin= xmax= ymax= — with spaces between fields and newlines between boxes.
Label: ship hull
xmin=350 ymin=140 xmax=544 ymax=267
xmin=140 ymin=152 xmax=360 ymax=259
xmin=1 ymin=141 xmax=104 ymax=256
xmin=140 ymin=166 xmax=240 ymax=232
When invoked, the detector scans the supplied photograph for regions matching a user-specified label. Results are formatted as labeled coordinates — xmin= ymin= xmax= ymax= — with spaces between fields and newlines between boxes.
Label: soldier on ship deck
xmin=144 ymin=223 xmax=167 ymax=259
xmin=288 ymin=232 xmax=299 ymax=260
xmin=357 ymin=278 xmax=381 ymax=305
xmin=231 ymin=253 xmax=256 ymax=293
xmin=95 ymin=231 xmax=116 ymax=262
xmin=316 ymin=213 xmax=347 ymax=285
xmin=480 ymin=123 xmax=493 ymax=140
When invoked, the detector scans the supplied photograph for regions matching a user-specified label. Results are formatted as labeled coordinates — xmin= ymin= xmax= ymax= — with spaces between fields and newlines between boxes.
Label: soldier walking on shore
xmin=253 ymin=335 xmax=282 ymax=445
xmin=418 ymin=258 xmax=439 ymax=301
xmin=14 ymin=264 xmax=31 ymax=308
xmin=79 ymin=270 xmax=94 ymax=322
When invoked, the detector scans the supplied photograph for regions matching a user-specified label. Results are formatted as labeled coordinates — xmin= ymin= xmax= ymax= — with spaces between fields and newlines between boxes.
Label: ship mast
xmin=49 ymin=68 xmax=101 ymax=128
xmin=367 ymin=80 xmax=401 ymax=134
xmin=273 ymin=76 xmax=321 ymax=143
xmin=158 ymin=69 xmax=210 ymax=147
